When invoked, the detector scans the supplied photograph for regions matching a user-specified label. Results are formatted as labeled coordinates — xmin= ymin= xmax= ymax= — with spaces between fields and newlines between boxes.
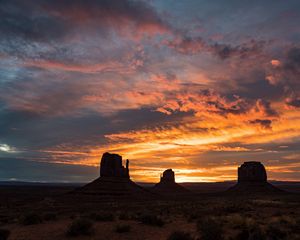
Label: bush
xmin=89 ymin=212 xmax=114 ymax=222
xmin=265 ymin=223 xmax=288 ymax=240
xmin=248 ymin=224 xmax=266 ymax=240
xmin=167 ymin=231 xmax=193 ymax=240
xmin=139 ymin=214 xmax=165 ymax=227
xmin=233 ymin=222 xmax=267 ymax=240
xmin=43 ymin=212 xmax=57 ymax=221
xmin=292 ymin=218 xmax=300 ymax=234
xmin=0 ymin=229 xmax=10 ymax=240
xmin=67 ymin=218 xmax=94 ymax=237
xmin=223 ymin=203 xmax=247 ymax=214
xmin=20 ymin=213 xmax=42 ymax=225
xmin=187 ymin=212 xmax=201 ymax=222
xmin=226 ymin=214 xmax=247 ymax=229
xmin=119 ymin=212 xmax=131 ymax=220
xmin=115 ymin=224 xmax=131 ymax=233
xmin=235 ymin=228 xmax=250 ymax=240
xmin=196 ymin=217 xmax=223 ymax=240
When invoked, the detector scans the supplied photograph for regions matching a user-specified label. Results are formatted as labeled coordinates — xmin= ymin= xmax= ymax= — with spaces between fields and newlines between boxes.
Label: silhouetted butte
xmin=228 ymin=161 xmax=282 ymax=194
xmin=76 ymin=152 xmax=152 ymax=198
xmin=152 ymin=169 xmax=190 ymax=197
xmin=100 ymin=152 xmax=129 ymax=178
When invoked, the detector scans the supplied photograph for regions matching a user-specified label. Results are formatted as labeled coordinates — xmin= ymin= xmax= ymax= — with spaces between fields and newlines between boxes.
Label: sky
xmin=0 ymin=0 xmax=300 ymax=183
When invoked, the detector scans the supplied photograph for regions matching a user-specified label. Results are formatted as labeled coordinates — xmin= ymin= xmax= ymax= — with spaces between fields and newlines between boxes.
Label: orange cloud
xmin=271 ymin=59 xmax=281 ymax=67
xmin=23 ymin=60 xmax=133 ymax=74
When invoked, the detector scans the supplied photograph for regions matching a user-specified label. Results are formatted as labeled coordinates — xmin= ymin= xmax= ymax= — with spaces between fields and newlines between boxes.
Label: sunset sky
xmin=0 ymin=0 xmax=300 ymax=183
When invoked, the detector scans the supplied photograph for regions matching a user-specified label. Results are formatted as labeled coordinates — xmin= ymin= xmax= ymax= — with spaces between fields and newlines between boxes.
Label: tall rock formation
xmin=228 ymin=161 xmax=282 ymax=194
xmin=152 ymin=169 xmax=190 ymax=197
xmin=76 ymin=152 xmax=152 ymax=198
xmin=100 ymin=152 xmax=129 ymax=178
xmin=160 ymin=169 xmax=175 ymax=183
xmin=238 ymin=161 xmax=267 ymax=183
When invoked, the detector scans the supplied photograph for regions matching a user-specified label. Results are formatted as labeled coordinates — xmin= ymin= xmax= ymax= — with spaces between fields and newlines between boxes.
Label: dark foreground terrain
xmin=0 ymin=182 xmax=300 ymax=240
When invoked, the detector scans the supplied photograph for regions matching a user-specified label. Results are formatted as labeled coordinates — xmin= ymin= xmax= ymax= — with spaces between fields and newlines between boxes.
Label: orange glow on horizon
xmin=33 ymin=101 xmax=300 ymax=183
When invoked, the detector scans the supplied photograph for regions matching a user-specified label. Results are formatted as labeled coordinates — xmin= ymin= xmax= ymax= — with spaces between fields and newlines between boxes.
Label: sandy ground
xmin=7 ymin=218 xmax=195 ymax=240
xmin=1 ymin=185 xmax=300 ymax=239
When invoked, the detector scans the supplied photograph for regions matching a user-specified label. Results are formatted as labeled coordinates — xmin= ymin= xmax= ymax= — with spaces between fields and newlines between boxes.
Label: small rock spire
xmin=126 ymin=159 xmax=130 ymax=178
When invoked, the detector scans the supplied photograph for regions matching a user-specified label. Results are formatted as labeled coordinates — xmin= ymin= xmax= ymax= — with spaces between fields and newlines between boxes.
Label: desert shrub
xmin=67 ymin=218 xmax=94 ymax=237
xmin=187 ymin=211 xmax=203 ymax=222
xmin=20 ymin=213 xmax=42 ymax=225
xmin=139 ymin=213 xmax=165 ymax=227
xmin=265 ymin=223 xmax=288 ymax=240
xmin=115 ymin=224 xmax=131 ymax=233
xmin=233 ymin=222 xmax=267 ymax=240
xmin=235 ymin=228 xmax=250 ymax=240
xmin=167 ymin=231 xmax=193 ymax=240
xmin=248 ymin=224 xmax=266 ymax=240
xmin=292 ymin=218 xmax=300 ymax=234
xmin=89 ymin=212 xmax=114 ymax=222
xmin=187 ymin=214 xmax=197 ymax=222
xmin=272 ymin=210 xmax=283 ymax=217
xmin=0 ymin=229 xmax=10 ymax=240
xmin=226 ymin=214 xmax=247 ymax=229
xmin=278 ymin=215 xmax=296 ymax=227
xmin=264 ymin=216 xmax=295 ymax=239
xmin=221 ymin=202 xmax=251 ymax=214
xmin=196 ymin=217 xmax=223 ymax=240
xmin=119 ymin=212 xmax=131 ymax=220
xmin=43 ymin=212 xmax=57 ymax=221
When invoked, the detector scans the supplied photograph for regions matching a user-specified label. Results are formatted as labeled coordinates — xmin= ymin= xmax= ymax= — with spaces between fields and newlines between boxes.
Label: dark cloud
xmin=165 ymin=37 xmax=206 ymax=54
xmin=0 ymin=1 xmax=67 ymax=42
xmin=285 ymin=97 xmax=300 ymax=108
xmin=207 ymin=97 xmax=278 ymax=118
xmin=238 ymin=138 xmax=300 ymax=153
xmin=206 ymin=98 xmax=251 ymax=116
xmin=0 ymin=0 xmax=169 ymax=39
xmin=0 ymin=105 xmax=191 ymax=153
xmin=42 ymin=0 xmax=168 ymax=31
xmin=0 ymin=72 xmax=88 ymax=116
xmin=255 ymin=99 xmax=278 ymax=117
xmin=285 ymin=47 xmax=300 ymax=73
xmin=210 ymin=40 xmax=266 ymax=60
xmin=166 ymin=36 xmax=266 ymax=60
xmin=0 ymin=0 xmax=169 ymax=61
xmin=0 ymin=158 xmax=97 ymax=182
xmin=249 ymin=119 xmax=272 ymax=130
xmin=237 ymin=77 xmax=285 ymax=101
xmin=266 ymin=47 xmax=300 ymax=95
xmin=0 ymin=108 xmax=100 ymax=149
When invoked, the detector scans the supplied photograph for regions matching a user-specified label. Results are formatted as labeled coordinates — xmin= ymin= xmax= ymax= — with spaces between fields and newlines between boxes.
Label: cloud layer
xmin=0 ymin=0 xmax=300 ymax=182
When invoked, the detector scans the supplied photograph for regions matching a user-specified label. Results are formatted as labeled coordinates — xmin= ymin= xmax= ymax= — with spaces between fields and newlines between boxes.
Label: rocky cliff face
xmin=238 ymin=161 xmax=267 ymax=183
xmin=100 ymin=152 xmax=129 ymax=178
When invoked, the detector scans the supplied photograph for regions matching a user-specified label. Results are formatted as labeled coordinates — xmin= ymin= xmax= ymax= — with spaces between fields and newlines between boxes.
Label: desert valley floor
xmin=0 ymin=182 xmax=300 ymax=240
